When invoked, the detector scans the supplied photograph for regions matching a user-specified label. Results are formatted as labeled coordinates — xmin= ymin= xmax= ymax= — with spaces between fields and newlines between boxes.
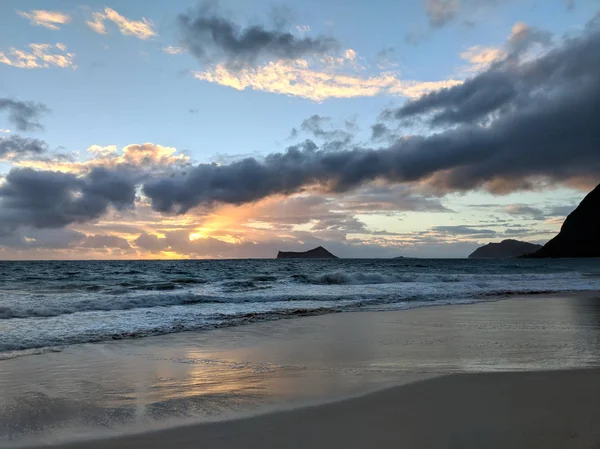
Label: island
xmin=277 ymin=246 xmax=338 ymax=259
xmin=525 ymin=183 xmax=600 ymax=258
xmin=469 ymin=239 xmax=543 ymax=259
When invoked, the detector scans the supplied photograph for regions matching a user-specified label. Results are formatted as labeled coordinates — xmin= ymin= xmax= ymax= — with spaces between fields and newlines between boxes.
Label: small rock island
xmin=469 ymin=239 xmax=543 ymax=259
xmin=277 ymin=246 xmax=338 ymax=259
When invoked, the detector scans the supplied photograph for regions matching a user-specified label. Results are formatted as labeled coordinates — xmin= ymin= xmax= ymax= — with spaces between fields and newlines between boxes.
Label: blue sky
xmin=0 ymin=0 xmax=598 ymax=259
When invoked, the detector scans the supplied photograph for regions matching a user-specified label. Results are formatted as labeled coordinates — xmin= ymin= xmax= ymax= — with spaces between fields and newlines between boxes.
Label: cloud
xmin=504 ymin=204 xmax=545 ymax=220
xmin=182 ymin=4 xmax=460 ymax=101
xmin=507 ymin=22 xmax=553 ymax=56
xmin=163 ymin=46 xmax=185 ymax=55
xmin=0 ymin=99 xmax=50 ymax=131
xmin=430 ymin=225 xmax=496 ymax=236
xmin=370 ymin=123 xmax=393 ymax=141
xmin=0 ymin=168 xmax=136 ymax=234
xmin=86 ymin=8 xmax=156 ymax=40
xmin=193 ymin=59 xmax=461 ymax=101
xmin=0 ymin=228 xmax=84 ymax=249
xmin=426 ymin=0 xmax=460 ymax=28
xmin=389 ymin=22 xmax=573 ymax=128
xmin=178 ymin=4 xmax=338 ymax=68
xmin=296 ymin=25 xmax=311 ymax=36
xmin=0 ymin=43 xmax=75 ymax=69
xmin=299 ymin=115 xmax=353 ymax=143
xmin=460 ymin=46 xmax=506 ymax=73
xmin=547 ymin=205 xmax=576 ymax=217
xmin=79 ymin=234 xmax=132 ymax=250
xmin=391 ymin=71 xmax=519 ymax=126
xmin=144 ymin=21 xmax=600 ymax=211
xmin=16 ymin=142 xmax=190 ymax=175
xmin=0 ymin=135 xmax=48 ymax=160
xmin=458 ymin=22 xmax=553 ymax=74
xmin=17 ymin=10 xmax=71 ymax=30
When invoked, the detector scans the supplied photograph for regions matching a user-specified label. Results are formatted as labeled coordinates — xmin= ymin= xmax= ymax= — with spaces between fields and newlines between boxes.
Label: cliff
xmin=469 ymin=239 xmax=543 ymax=259
xmin=277 ymin=246 xmax=338 ymax=259
xmin=526 ymin=183 xmax=600 ymax=258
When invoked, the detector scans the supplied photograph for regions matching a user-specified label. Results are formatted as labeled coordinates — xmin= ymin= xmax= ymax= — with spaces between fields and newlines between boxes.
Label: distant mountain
xmin=525 ymin=183 xmax=600 ymax=258
xmin=469 ymin=239 xmax=543 ymax=259
xmin=277 ymin=246 xmax=338 ymax=259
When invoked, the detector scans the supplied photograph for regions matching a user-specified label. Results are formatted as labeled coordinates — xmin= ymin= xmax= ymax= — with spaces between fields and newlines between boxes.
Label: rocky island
xmin=277 ymin=246 xmax=338 ymax=259
xmin=469 ymin=239 xmax=543 ymax=259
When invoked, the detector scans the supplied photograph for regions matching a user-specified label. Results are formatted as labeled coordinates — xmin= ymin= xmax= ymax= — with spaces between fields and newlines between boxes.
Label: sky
xmin=0 ymin=0 xmax=599 ymax=259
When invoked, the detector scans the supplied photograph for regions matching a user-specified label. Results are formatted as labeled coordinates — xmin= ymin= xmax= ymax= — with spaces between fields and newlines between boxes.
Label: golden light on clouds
xmin=460 ymin=46 xmax=506 ymax=73
xmin=193 ymin=59 xmax=461 ymax=102
xmin=0 ymin=43 xmax=75 ymax=70
xmin=16 ymin=143 xmax=189 ymax=174
xmin=17 ymin=10 xmax=72 ymax=30
xmin=86 ymin=8 xmax=156 ymax=40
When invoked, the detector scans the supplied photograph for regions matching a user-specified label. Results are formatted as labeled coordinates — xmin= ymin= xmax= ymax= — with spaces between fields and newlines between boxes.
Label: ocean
xmin=2 ymin=258 xmax=600 ymax=360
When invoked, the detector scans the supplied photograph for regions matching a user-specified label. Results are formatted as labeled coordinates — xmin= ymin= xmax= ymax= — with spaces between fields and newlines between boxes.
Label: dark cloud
xmin=300 ymin=115 xmax=353 ymax=145
xmin=0 ymin=99 xmax=50 ymax=132
xmin=371 ymin=123 xmax=392 ymax=141
xmin=338 ymin=185 xmax=450 ymax=213
xmin=391 ymin=71 xmax=518 ymax=126
xmin=178 ymin=3 xmax=339 ymax=68
xmin=0 ymin=228 xmax=84 ymax=249
xmin=431 ymin=225 xmax=497 ymax=236
xmin=143 ymin=20 xmax=600 ymax=215
xmin=504 ymin=205 xmax=545 ymax=220
xmin=0 ymin=135 xmax=48 ymax=159
xmin=80 ymin=234 xmax=132 ymax=250
xmin=547 ymin=205 xmax=576 ymax=217
xmin=503 ymin=228 xmax=533 ymax=236
xmin=426 ymin=0 xmax=460 ymax=28
xmin=507 ymin=22 xmax=553 ymax=57
xmin=0 ymin=167 xmax=136 ymax=234
xmin=391 ymin=24 xmax=553 ymax=127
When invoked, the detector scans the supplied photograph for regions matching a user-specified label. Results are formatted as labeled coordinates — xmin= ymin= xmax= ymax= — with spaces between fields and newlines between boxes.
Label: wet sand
xmin=27 ymin=368 xmax=600 ymax=449
xmin=3 ymin=293 xmax=600 ymax=447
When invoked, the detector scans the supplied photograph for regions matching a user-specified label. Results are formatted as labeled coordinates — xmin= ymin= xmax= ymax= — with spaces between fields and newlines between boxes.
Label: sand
xmin=3 ymin=293 xmax=600 ymax=448
xmin=26 ymin=368 xmax=600 ymax=449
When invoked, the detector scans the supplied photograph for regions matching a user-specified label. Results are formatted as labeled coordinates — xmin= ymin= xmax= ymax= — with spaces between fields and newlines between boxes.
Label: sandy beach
xmin=26 ymin=368 xmax=600 ymax=449
xmin=3 ymin=292 xmax=600 ymax=448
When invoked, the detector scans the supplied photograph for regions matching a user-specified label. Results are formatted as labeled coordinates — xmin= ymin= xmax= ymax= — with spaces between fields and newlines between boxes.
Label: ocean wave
xmin=2 ymin=259 xmax=600 ymax=357
xmin=0 ymin=291 xmax=365 ymax=320
xmin=0 ymin=306 xmax=343 ymax=353
xmin=0 ymin=293 xmax=220 ymax=319
xmin=220 ymin=280 xmax=273 ymax=292
xmin=294 ymin=271 xmax=463 ymax=285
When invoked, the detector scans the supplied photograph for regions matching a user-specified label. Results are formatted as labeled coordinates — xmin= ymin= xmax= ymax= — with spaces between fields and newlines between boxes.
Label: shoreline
xmin=3 ymin=292 xmax=600 ymax=447
xmin=24 ymin=368 xmax=600 ymax=449
xmin=2 ymin=289 xmax=595 ymax=362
